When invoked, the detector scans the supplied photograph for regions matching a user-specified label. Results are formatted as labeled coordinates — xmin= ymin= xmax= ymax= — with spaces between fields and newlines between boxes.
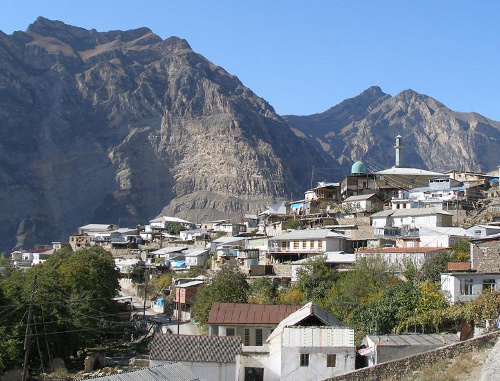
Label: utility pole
xmin=177 ymin=299 xmax=180 ymax=335
xmin=143 ymin=269 xmax=149 ymax=318
xmin=22 ymin=275 xmax=37 ymax=381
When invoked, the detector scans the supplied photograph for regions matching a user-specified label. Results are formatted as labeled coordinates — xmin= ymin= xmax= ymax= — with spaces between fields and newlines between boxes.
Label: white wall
xmin=280 ymin=347 xmax=354 ymax=381
xmin=237 ymin=349 xmax=280 ymax=381
xmin=441 ymin=273 xmax=500 ymax=303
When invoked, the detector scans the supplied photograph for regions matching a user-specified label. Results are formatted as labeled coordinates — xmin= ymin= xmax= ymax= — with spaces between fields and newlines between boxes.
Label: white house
xmin=236 ymin=303 xmax=355 ymax=381
xmin=268 ymin=229 xmax=346 ymax=262
xmin=356 ymin=247 xmax=449 ymax=270
xmin=371 ymin=208 xmax=453 ymax=238
xmin=207 ymin=302 xmax=301 ymax=346
xmin=441 ymin=270 xmax=500 ymax=303
xmin=418 ymin=227 xmax=468 ymax=248
xmin=342 ymin=193 xmax=383 ymax=213
xmin=359 ymin=334 xmax=459 ymax=367
xmin=179 ymin=228 xmax=209 ymax=241
xmin=149 ymin=216 xmax=195 ymax=230
xmin=78 ymin=223 xmax=118 ymax=235
xmin=183 ymin=248 xmax=209 ymax=268
xmin=149 ymin=334 xmax=241 ymax=381
xmin=466 ymin=225 xmax=500 ymax=239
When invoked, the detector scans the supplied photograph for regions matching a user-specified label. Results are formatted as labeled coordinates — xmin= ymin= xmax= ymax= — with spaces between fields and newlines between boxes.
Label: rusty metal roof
xmin=207 ymin=302 xmax=301 ymax=327
xmin=358 ymin=247 xmax=449 ymax=254
xmin=446 ymin=262 xmax=472 ymax=271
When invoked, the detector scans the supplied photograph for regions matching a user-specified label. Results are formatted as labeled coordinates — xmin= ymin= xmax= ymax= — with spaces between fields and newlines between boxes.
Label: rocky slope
xmin=0 ymin=17 xmax=331 ymax=251
xmin=285 ymin=86 xmax=500 ymax=174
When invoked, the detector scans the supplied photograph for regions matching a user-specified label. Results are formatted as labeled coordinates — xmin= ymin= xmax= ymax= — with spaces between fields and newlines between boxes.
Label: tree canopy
xmin=0 ymin=246 xmax=120 ymax=374
xmin=192 ymin=263 xmax=249 ymax=330
xmin=296 ymin=256 xmax=338 ymax=303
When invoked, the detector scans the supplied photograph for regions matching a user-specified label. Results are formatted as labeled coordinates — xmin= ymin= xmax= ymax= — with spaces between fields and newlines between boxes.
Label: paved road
xmin=481 ymin=338 xmax=500 ymax=381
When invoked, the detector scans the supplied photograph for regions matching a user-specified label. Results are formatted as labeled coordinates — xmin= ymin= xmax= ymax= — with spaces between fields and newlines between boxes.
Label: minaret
xmin=394 ymin=135 xmax=403 ymax=167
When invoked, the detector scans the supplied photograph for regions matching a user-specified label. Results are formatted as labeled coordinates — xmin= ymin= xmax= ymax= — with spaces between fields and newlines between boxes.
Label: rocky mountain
xmin=285 ymin=86 xmax=500 ymax=174
xmin=0 ymin=17 xmax=332 ymax=251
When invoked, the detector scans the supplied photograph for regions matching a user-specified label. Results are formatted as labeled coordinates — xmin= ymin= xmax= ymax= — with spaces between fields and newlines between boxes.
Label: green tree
xmin=0 ymin=247 xmax=120 ymax=373
xmin=277 ymin=286 xmax=303 ymax=305
xmin=450 ymin=239 xmax=471 ymax=262
xmin=283 ymin=218 xmax=301 ymax=230
xmin=421 ymin=251 xmax=451 ymax=282
xmin=296 ymin=256 xmax=337 ymax=303
xmin=323 ymin=257 xmax=392 ymax=322
xmin=192 ymin=264 xmax=249 ymax=330
xmin=249 ymin=278 xmax=276 ymax=304
xmin=348 ymin=280 xmax=420 ymax=335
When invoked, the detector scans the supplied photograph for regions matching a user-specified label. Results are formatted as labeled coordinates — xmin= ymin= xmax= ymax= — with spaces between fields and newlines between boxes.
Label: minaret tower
xmin=394 ymin=135 xmax=403 ymax=168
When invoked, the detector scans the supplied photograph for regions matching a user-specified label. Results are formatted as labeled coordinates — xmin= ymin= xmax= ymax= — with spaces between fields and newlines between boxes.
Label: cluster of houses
xmin=7 ymin=136 xmax=500 ymax=380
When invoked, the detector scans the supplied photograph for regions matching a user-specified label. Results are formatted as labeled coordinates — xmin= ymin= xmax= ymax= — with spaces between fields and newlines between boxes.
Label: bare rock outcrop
xmin=285 ymin=86 xmax=500 ymax=173
xmin=0 ymin=17 xmax=329 ymax=251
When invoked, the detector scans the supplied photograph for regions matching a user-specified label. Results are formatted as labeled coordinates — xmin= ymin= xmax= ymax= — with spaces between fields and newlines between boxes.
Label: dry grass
xmin=383 ymin=347 xmax=491 ymax=381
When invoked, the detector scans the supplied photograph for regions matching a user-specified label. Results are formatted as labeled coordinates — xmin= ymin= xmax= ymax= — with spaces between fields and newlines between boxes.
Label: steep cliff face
xmin=0 ymin=17 xmax=330 ymax=251
xmin=285 ymin=87 xmax=500 ymax=173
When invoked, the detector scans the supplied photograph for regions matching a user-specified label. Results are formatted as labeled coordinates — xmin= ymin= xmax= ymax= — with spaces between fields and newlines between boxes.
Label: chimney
xmin=394 ymin=135 xmax=403 ymax=167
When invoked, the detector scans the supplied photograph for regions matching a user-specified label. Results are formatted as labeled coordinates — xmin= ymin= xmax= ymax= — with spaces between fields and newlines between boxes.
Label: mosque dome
xmin=351 ymin=161 xmax=367 ymax=175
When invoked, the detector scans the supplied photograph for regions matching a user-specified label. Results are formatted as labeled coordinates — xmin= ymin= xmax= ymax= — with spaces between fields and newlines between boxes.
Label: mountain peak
xmin=359 ymin=86 xmax=385 ymax=98
xmin=27 ymin=17 xmax=157 ymax=50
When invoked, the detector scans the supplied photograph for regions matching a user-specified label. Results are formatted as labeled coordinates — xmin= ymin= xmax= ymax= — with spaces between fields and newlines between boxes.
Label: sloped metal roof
xmin=367 ymin=333 xmax=459 ymax=347
xmin=88 ymin=363 xmax=203 ymax=381
xmin=208 ymin=302 xmax=301 ymax=326
xmin=268 ymin=229 xmax=346 ymax=241
xmin=150 ymin=334 xmax=241 ymax=363
xmin=343 ymin=193 xmax=380 ymax=202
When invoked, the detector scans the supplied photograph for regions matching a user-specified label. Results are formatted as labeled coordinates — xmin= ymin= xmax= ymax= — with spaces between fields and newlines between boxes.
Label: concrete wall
xmin=237 ymin=348 xmax=280 ymax=381
xmin=441 ymin=273 xmax=500 ymax=303
xmin=326 ymin=331 xmax=500 ymax=381
xmin=281 ymin=347 xmax=354 ymax=381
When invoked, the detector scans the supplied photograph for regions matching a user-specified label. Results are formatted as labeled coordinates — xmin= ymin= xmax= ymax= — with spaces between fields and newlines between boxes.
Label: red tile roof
xmin=208 ymin=302 xmax=301 ymax=327
xmin=357 ymin=247 xmax=449 ymax=254
xmin=446 ymin=262 xmax=471 ymax=271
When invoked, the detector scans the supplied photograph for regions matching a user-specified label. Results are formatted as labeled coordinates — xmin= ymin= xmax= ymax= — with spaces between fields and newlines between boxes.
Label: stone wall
xmin=273 ymin=264 xmax=292 ymax=277
xmin=472 ymin=241 xmax=500 ymax=273
xmin=326 ymin=331 xmax=500 ymax=381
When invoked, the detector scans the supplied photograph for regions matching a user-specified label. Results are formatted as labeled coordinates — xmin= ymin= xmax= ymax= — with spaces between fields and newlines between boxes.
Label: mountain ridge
xmin=284 ymin=87 xmax=500 ymax=173
xmin=0 ymin=17 xmax=331 ymax=251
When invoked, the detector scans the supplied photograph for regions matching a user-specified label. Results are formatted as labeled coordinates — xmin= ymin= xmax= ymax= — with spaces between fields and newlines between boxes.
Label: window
xmin=226 ymin=328 xmax=235 ymax=336
xmin=460 ymin=279 xmax=473 ymax=295
xmin=244 ymin=328 xmax=250 ymax=346
xmin=244 ymin=367 xmax=264 ymax=381
xmin=310 ymin=240 xmax=314 ymax=248
xmin=327 ymin=354 xmax=337 ymax=367
xmin=255 ymin=329 xmax=263 ymax=346
xmin=293 ymin=241 xmax=299 ymax=249
xmin=302 ymin=241 xmax=307 ymax=249
xmin=483 ymin=279 xmax=496 ymax=292
xmin=318 ymin=240 xmax=323 ymax=249
xmin=300 ymin=353 xmax=309 ymax=367
xmin=282 ymin=241 xmax=287 ymax=250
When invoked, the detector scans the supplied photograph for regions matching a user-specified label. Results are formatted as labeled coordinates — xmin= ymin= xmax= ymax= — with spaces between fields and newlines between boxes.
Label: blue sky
xmin=2 ymin=1 xmax=499 ymax=119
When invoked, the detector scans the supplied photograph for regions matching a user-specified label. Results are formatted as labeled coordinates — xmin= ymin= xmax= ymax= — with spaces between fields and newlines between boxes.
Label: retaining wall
xmin=326 ymin=331 xmax=500 ymax=381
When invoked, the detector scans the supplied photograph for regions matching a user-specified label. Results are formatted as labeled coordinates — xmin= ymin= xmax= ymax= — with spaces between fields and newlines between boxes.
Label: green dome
xmin=351 ymin=161 xmax=367 ymax=175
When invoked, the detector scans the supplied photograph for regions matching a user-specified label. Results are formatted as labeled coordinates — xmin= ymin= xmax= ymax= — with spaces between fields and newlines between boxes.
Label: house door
xmin=244 ymin=367 xmax=264 ymax=381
